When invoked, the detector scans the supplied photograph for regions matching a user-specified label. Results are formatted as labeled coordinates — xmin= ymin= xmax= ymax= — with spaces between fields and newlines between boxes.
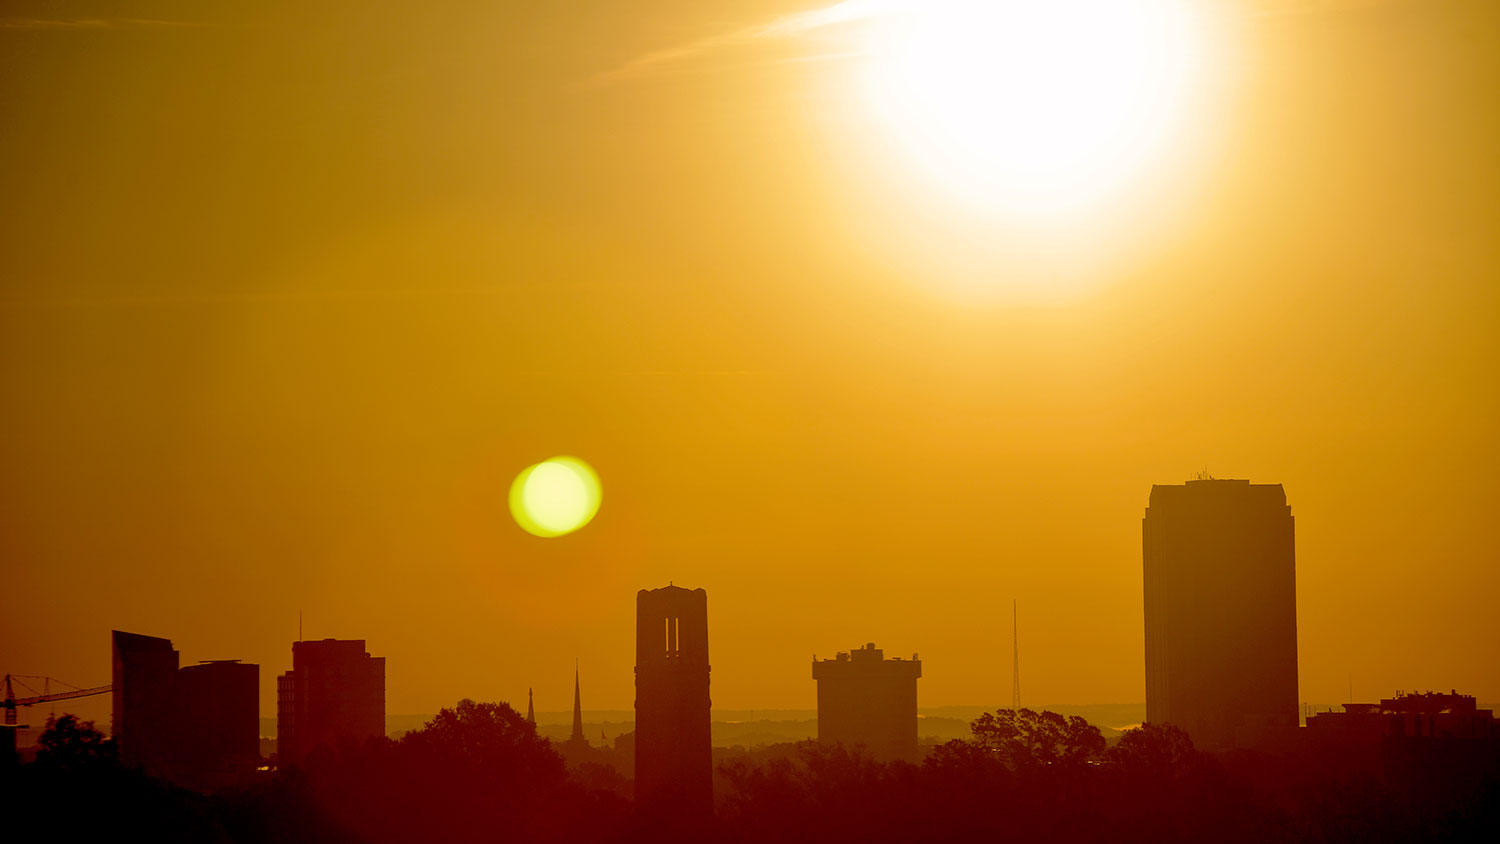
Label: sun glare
xmin=861 ymin=0 xmax=1211 ymax=219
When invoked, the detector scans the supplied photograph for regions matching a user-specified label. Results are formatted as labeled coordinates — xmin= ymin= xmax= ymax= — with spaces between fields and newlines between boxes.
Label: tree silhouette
xmin=33 ymin=714 xmax=116 ymax=770
xmin=399 ymin=698 xmax=562 ymax=777
xmin=1107 ymin=722 xmax=1197 ymax=771
xmin=295 ymin=699 xmax=626 ymax=844
xmin=970 ymin=707 xmax=1106 ymax=769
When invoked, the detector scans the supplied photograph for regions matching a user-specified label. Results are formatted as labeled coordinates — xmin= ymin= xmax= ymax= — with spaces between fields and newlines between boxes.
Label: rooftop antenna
xmin=1011 ymin=599 xmax=1021 ymax=712
xmin=299 ymin=611 xmax=303 ymax=643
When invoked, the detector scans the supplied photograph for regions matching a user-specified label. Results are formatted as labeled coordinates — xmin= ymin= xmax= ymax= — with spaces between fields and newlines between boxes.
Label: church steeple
xmin=570 ymin=661 xmax=586 ymax=744
xmin=526 ymin=687 xmax=535 ymax=725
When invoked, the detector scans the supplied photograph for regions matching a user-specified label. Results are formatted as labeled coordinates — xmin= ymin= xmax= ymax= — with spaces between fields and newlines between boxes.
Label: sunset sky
xmin=2 ymin=0 xmax=1496 ymax=721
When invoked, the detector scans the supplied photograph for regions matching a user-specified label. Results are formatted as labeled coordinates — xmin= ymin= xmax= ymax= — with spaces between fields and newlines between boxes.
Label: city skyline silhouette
xmin=14 ymin=473 xmax=1496 ymax=754
xmin=7 ymin=489 xmax=1498 ymax=841
xmin=6 ymin=472 xmax=1497 ymax=732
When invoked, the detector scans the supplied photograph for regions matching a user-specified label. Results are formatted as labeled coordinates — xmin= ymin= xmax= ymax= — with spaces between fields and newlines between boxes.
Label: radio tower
xmin=1011 ymin=599 xmax=1021 ymax=711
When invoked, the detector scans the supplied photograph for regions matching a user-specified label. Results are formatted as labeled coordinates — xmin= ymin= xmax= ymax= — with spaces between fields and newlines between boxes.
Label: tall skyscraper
xmin=276 ymin=638 xmax=385 ymax=765
xmin=634 ymin=584 xmax=712 ymax=819
xmin=1143 ymin=478 xmax=1298 ymax=749
xmin=812 ymin=643 xmax=921 ymax=762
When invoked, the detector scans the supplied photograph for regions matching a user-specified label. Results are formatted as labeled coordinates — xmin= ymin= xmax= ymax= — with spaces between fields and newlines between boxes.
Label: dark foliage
xmin=970 ymin=706 xmax=1107 ymax=768
xmin=33 ymin=714 xmax=117 ymax=770
xmin=291 ymin=699 xmax=630 ymax=844
xmin=1107 ymin=721 xmax=1197 ymax=770
xmin=712 ymin=711 xmax=1498 ymax=844
xmin=6 ymin=715 xmax=223 ymax=842
xmin=6 ymin=705 xmax=1495 ymax=843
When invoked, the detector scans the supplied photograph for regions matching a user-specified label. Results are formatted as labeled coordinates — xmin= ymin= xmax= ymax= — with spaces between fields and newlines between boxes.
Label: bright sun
xmin=861 ymin=0 xmax=1209 ymax=219
xmin=509 ymin=456 xmax=602 ymax=538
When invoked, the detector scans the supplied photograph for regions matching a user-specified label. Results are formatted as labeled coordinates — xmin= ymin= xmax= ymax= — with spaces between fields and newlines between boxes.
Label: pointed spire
xmin=571 ymin=660 xmax=585 ymax=744
xmin=526 ymin=687 xmax=535 ymax=724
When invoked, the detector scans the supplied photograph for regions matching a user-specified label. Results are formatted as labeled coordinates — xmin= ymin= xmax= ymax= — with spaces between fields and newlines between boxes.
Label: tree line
xmin=4 ymin=703 xmax=1494 ymax=843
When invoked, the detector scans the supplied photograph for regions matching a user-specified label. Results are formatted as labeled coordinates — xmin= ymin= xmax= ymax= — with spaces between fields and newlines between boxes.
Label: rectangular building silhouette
xmin=276 ymin=638 xmax=385 ymax=765
xmin=176 ymin=660 xmax=260 ymax=778
xmin=1143 ymin=479 xmax=1298 ymax=749
xmin=813 ymin=643 xmax=921 ymax=762
xmin=634 ymin=585 xmax=712 ymax=819
xmin=1308 ymin=690 xmax=1500 ymax=743
xmin=111 ymin=630 xmax=259 ymax=786
xmin=112 ymin=630 xmax=181 ymax=773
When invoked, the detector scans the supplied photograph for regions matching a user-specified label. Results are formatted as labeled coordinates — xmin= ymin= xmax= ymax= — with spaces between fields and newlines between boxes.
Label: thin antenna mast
xmin=299 ymin=611 xmax=303 ymax=643
xmin=1011 ymin=599 xmax=1021 ymax=711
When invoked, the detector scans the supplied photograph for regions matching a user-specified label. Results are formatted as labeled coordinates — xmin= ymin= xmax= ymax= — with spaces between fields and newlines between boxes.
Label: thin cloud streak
xmin=590 ymin=0 xmax=898 ymax=85
xmin=591 ymin=0 xmax=1413 ymax=86
xmin=0 ymin=17 xmax=206 ymax=30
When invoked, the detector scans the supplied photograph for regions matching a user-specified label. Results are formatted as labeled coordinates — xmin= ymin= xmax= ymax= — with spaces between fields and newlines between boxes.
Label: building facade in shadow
xmin=110 ymin=630 xmax=259 ymax=787
xmin=634 ymin=585 xmax=711 ymax=819
xmin=112 ymin=630 xmax=180 ymax=774
xmin=1308 ymin=690 xmax=1500 ymax=743
xmin=176 ymin=659 xmax=258 ymax=782
xmin=276 ymin=638 xmax=385 ymax=766
xmin=1143 ymin=479 xmax=1298 ymax=749
xmin=813 ymin=643 xmax=921 ymax=762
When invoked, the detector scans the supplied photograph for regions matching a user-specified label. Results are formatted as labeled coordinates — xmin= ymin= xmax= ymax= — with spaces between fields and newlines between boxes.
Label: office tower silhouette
xmin=276 ymin=638 xmax=385 ymax=765
xmin=112 ymin=630 xmax=179 ymax=773
xmin=176 ymin=659 xmax=259 ymax=779
xmin=634 ymin=584 xmax=711 ymax=818
xmin=812 ymin=643 xmax=921 ymax=762
xmin=1143 ymin=479 xmax=1298 ymax=749
xmin=111 ymin=630 xmax=258 ymax=785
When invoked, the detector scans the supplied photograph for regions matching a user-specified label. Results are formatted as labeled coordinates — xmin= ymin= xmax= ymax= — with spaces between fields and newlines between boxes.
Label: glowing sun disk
xmin=510 ymin=456 xmax=602 ymax=538
xmin=862 ymin=0 xmax=1208 ymax=217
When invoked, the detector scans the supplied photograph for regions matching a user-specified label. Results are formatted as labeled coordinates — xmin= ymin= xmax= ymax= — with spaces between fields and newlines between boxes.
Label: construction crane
xmin=3 ymin=674 xmax=112 ymax=726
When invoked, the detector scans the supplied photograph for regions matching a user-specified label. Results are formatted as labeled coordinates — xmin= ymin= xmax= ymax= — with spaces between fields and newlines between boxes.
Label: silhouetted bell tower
xmin=634 ymin=584 xmax=711 ymax=819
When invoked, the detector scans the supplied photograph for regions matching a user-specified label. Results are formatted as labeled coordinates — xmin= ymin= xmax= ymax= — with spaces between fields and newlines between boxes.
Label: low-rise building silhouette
xmin=634 ymin=584 xmax=712 ymax=819
xmin=813 ymin=643 xmax=921 ymax=762
xmin=276 ymin=638 xmax=385 ymax=765
xmin=1308 ymin=690 xmax=1500 ymax=742
xmin=1307 ymin=689 xmax=1500 ymax=793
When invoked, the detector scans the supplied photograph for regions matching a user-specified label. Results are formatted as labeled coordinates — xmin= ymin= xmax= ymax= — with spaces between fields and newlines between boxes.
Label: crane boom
xmin=2 ymin=675 xmax=113 ymax=725
xmin=8 ymin=684 xmax=112 ymax=707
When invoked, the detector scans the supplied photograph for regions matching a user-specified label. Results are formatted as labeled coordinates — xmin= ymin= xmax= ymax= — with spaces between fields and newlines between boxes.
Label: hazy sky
xmin=2 ymin=0 xmax=1496 ymax=720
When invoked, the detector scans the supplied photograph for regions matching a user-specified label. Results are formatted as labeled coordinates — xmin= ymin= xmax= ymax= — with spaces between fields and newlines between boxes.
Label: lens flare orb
xmin=509 ymin=456 xmax=602 ymax=538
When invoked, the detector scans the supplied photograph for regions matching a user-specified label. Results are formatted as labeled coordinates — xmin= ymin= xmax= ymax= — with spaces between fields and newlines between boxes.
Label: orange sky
xmin=2 ymin=0 xmax=1497 ymax=720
